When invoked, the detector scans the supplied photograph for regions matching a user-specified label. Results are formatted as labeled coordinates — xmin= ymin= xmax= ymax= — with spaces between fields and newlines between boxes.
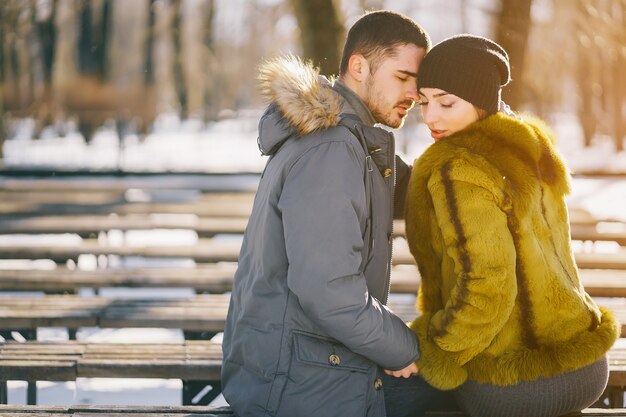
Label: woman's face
xmin=417 ymin=88 xmax=480 ymax=141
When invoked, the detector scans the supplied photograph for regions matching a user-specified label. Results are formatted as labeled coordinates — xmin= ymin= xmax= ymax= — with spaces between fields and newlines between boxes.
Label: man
xmin=222 ymin=11 xmax=431 ymax=417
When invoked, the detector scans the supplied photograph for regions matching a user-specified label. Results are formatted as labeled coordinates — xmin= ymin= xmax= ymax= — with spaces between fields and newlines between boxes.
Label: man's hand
xmin=384 ymin=362 xmax=419 ymax=378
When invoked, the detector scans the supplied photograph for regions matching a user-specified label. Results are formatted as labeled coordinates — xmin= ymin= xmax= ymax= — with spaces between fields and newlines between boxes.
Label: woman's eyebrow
xmin=398 ymin=70 xmax=418 ymax=78
xmin=417 ymin=89 xmax=450 ymax=98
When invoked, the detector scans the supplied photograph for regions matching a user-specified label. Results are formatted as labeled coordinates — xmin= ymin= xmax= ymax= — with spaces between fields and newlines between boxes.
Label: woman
xmin=402 ymin=34 xmax=620 ymax=417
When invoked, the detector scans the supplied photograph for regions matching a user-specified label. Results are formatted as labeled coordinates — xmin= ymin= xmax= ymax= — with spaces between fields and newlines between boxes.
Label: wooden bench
xmin=0 ymin=215 xmax=248 ymax=237
xmin=0 ymin=406 xmax=624 ymax=417
xmin=1 ymin=240 xmax=626 ymax=271
xmin=0 ymin=340 xmax=222 ymax=405
xmin=1 ymin=339 xmax=625 ymax=408
xmin=0 ymin=265 xmax=624 ymax=298
xmin=0 ymin=293 xmax=623 ymax=340
xmin=0 ymin=265 xmax=237 ymax=293
xmin=3 ymin=406 xmax=620 ymax=417
xmin=0 ymin=191 xmax=254 ymax=217
xmin=0 ymin=174 xmax=260 ymax=193
xmin=0 ymin=294 xmax=229 ymax=337
xmin=3 ymin=215 xmax=624 ymax=244
xmin=0 ymin=241 xmax=242 ymax=263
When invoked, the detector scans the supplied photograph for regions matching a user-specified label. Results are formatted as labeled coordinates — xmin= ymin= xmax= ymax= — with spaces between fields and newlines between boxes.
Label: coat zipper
xmin=383 ymin=131 xmax=395 ymax=305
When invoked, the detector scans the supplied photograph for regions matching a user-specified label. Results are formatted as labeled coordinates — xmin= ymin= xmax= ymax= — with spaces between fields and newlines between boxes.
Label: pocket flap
xmin=293 ymin=331 xmax=371 ymax=373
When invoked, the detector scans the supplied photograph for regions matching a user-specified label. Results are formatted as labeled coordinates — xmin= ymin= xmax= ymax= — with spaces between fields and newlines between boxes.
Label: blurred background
xmin=0 ymin=0 xmax=625 ymax=172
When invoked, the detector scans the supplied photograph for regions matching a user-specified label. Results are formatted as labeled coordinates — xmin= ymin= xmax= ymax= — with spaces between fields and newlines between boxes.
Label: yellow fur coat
xmin=405 ymin=113 xmax=619 ymax=390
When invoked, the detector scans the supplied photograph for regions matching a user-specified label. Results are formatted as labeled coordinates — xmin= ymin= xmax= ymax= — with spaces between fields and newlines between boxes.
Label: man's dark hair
xmin=339 ymin=11 xmax=431 ymax=76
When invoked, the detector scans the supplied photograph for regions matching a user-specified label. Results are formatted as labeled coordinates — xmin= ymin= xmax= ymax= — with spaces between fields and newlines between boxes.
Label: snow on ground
xmin=4 ymin=111 xmax=626 ymax=174
xmin=1 ymin=110 xmax=625 ymax=406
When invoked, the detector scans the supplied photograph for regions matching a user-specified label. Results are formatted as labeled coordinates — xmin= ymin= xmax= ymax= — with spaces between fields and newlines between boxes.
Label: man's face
xmin=362 ymin=44 xmax=426 ymax=129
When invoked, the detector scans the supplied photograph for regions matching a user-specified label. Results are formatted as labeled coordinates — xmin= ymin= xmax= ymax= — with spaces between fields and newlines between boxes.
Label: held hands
xmin=384 ymin=362 xmax=419 ymax=378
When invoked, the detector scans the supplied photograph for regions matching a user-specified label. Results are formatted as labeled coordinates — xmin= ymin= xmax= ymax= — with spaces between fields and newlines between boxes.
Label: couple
xmin=222 ymin=10 xmax=619 ymax=417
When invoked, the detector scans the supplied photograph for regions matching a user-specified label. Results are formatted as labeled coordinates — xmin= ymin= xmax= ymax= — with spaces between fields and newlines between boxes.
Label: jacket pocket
xmin=275 ymin=331 xmax=373 ymax=417
xmin=293 ymin=331 xmax=371 ymax=373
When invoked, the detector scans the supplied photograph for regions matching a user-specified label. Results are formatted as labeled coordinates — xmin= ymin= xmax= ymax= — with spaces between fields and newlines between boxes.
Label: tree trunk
xmin=358 ymin=0 xmax=384 ymax=11
xmin=180 ymin=0 xmax=213 ymax=120
xmin=78 ymin=0 xmax=109 ymax=80
xmin=611 ymin=0 xmax=624 ymax=152
xmin=494 ymin=0 xmax=533 ymax=110
xmin=152 ymin=0 xmax=180 ymax=114
xmin=574 ymin=0 xmax=596 ymax=147
xmin=0 ymin=2 xmax=6 ymax=157
xmin=172 ymin=0 xmax=187 ymax=118
xmin=289 ymin=0 xmax=344 ymax=77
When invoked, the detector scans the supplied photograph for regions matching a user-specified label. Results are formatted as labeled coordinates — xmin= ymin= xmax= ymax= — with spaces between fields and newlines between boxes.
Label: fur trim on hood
xmin=258 ymin=55 xmax=341 ymax=136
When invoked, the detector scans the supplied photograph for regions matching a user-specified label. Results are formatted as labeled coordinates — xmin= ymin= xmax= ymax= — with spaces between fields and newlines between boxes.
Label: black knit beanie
xmin=417 ymin=34 xmax=511 ymax=114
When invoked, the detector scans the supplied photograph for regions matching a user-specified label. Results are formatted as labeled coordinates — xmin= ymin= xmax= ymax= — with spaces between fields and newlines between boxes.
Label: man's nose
xmin=406 ymin=82 xmax=419 ymax=101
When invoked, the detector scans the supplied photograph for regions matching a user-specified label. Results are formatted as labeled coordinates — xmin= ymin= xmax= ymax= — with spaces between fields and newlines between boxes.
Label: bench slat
xmin=0 ymin=216 xmax=248 ymax=236
xmin=0 ymin=266 xmax=623 ymax=298
xmin=0 ymin=341 xmax=222 ymax=381
xmin=0 ymin=295 xmax=229 ymax=332
xmin=0 ymin=243 xmax=241 ymax=263
xmin=0 ymin=294 xmax=623 ymax=336
xmin=1 ymin=242 xmax=625 ymax=272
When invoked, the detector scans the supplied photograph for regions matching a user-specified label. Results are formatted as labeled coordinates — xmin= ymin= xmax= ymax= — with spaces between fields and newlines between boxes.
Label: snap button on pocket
xmin=374 ymin=377 xmax=383 ymax=390
xmin=328 ymin=354 xmax=341 ymax=366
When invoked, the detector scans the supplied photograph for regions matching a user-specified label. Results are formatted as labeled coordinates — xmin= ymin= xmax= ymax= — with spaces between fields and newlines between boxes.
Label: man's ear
xmin=347 ymin=54 xmax=370 ymax=82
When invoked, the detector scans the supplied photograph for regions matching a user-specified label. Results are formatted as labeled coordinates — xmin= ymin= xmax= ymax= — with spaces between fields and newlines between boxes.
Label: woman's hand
xmin=384 ymin=362 xmax=419 ymax=378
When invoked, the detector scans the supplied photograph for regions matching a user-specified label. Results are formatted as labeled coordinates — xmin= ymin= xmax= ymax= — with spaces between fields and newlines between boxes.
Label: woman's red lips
xmin=430 ymin=129 xmax=447 ymax=140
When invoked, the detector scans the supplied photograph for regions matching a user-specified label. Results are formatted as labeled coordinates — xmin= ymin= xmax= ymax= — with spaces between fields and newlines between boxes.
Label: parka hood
xmin=257 ymin=56 xmax=342 ymax=155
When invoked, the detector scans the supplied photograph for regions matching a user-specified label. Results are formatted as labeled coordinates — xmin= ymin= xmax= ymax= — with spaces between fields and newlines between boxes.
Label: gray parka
xmin=221 ymin=56 xmax=420 ymax=417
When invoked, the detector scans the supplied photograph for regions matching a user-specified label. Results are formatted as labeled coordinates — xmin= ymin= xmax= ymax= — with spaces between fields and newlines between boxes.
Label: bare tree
xmin=573 ymin=0 xmax=625 ymax=151
xmin=359 ymin=0 xmax=383 ymax=11
xmin=494 ymin=0 xmax=533 ymax=110
xmin=289 ymin=0 xmax=344 ymax=77
xmin=610 ymin=0 xmax=625 ymax=151
xmin=179 ymin=0 xmax=214 ymax=120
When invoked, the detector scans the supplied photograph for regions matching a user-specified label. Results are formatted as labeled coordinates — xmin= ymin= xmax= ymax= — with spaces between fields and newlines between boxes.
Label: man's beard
xmin=363 ymin=78 xmax=404 ymax=129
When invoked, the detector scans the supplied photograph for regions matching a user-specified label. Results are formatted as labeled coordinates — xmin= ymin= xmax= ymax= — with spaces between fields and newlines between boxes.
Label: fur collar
xmin=415 ymin=113 xmax=571 ymax=201
xmin=258 ymin=56 xmax=341 ymax=136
